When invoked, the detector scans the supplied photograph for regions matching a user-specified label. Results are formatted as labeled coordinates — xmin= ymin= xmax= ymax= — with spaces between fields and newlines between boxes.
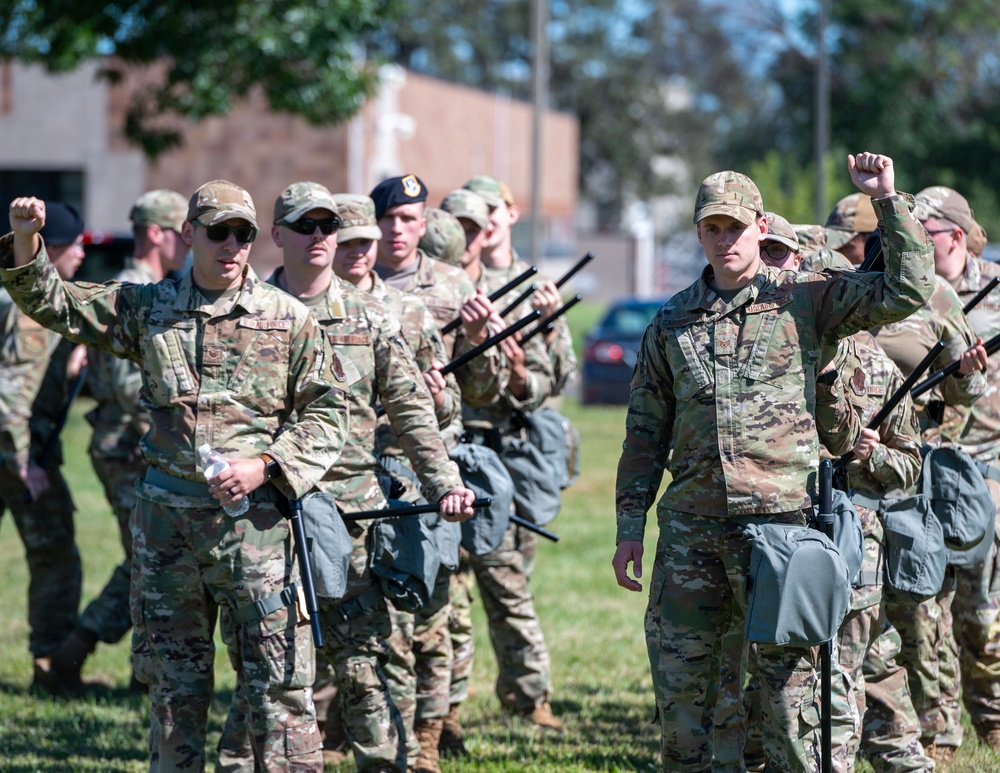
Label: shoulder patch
xmin=329 ymin=351 xmax=346 ymax=382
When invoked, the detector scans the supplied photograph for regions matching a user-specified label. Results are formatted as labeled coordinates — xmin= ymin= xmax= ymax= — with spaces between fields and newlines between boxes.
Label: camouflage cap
xmin=800 ymin=248 xmax=855 ymax=273
xmin=441 ymin=189 xmax=489 ymax=230
xmin=824 ymin=193 xmax=877 ymax=250
xmin=419 ymin=208 xmax=465 ymax=267
xmin=331 ymin=193 xmax=381 ymax=242
xmin=693 ymin=171 xmax=763 ymax=226
xmin=274 ymin=181 xmax=339 ymax=224
xmin=188 ymin=180 xmax=257 ymax=228
xmin=130 ymin=189 xmax=187 ymax=231
xmin=763 ymin=212 xmax=800 ymax=252
xmin=463 ymin=175 xmax=515 ymax=208
xmin=793 ymin=224 xmax=827 ymax=253
xmin=913 ymin=186 xmax=977 ymax=235
xmin=968 ymin=219 xmax=988 ymax=256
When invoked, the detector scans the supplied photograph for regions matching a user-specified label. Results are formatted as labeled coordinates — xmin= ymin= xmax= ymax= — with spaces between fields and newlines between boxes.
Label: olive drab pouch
xmin=422 ymin=511 xmax=462 ymax=572
xmin=879 ymin=493 xmax=947 ymax=600
xmin=810 ymin=489 xmax=865 ymax=586
xmin=449 ymin=443 xmax=513 ymax=556
xmin=298 ymin=492 xmax=352 ymax=600
xmin=500 ymin=435 xmax=562 ymax=526
xmin=368 ymin=503 xmax=441 ymax=613
xmin=921 ymin=446 xmax=996 ymax=567
xmin=743 ymin=523 xmax=851 ymax=646
xmin=522 ymin=407 xmax=581 ymax=489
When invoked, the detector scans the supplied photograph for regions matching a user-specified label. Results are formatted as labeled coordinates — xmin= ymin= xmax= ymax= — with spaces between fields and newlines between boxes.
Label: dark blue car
xmin=581 ymin=297 xmax=666 ymax=405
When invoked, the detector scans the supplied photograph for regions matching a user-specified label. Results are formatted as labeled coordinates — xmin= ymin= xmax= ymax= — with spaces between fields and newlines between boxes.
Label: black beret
xmin=40 ymin=202 xmax=85 ymax=246
xmin=369 ymin=174 xmax=428 ymax=219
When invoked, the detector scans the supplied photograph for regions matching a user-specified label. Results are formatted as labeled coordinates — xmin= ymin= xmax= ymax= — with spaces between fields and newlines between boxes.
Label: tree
xmin=0 ymin=0 xmax=397 ymax=158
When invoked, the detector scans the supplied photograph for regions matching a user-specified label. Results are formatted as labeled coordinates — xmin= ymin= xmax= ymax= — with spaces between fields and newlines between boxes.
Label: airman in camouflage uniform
xmin=49 ymin=189 xmax=191 ymax=694
xmin=0 ymin=201 xmax=86 ymax=694
xmin=370 ymin=177 xmax=505 ymax=771
xmin=443 ymin=183 xmax=568 ymax=734
xmin=612 ymin=153 xmax=934 ymax=771
xmin=5 ymin=183 xmax=350 ymax=772
xmin=217 ymin=182 xmax=477 ymax=773
xmin=881 ymin=186 xmax=1000 ymax=763
xmin=825 ymin=193 xmax=879 ymax=266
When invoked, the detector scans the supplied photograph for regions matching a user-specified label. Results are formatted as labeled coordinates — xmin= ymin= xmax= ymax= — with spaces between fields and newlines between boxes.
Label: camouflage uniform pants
xmin=384 ymin=573 xmax=453 ymax=767
xmin=0 ymin=463 xmax=80 ymax=657
xmin=648 ymin=510 xmax=820 ymax=772
xmin=465 ymin=522 xmax=551 ymax=713
xmin=77 ymin=453 xmax=144 ymax=644
xmin=860 ymin=623 xmax=933 ymax=772
xmin=448 ymin=557 xmax=476 ymax=705
xmin=130 ymin=496 xmax=321 ymax=773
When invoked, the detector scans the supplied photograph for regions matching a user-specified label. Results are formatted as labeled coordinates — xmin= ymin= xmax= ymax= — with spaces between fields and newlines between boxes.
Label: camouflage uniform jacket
xmin=615 ymin=195 xmax=934 ymax=541
xmin=836 ymin=333 xmax=922 ymax=500
xmin=509 ymin=249 xmax=578 ymax=396
xmin=367 ymin=272 xmax=465 ymax=455
xmin=85 ymin=260 xmax=156 ymax=460
xmin=269 ymin=269 xmax=463 ymax=512
xmin=0 ymin=287 xmax=73 ymax=473
xmin=875 ymin=275 xmax=985 ymax=439
xmin=0 ymin=234 xmax=347 ymax=502
xmin=814 ymin=342 xmax=863 ymax=459
xmin=462 ymin=264 xmax=554 ymax=432
xmin=940 ymin=253 xmax=1000 ymax=464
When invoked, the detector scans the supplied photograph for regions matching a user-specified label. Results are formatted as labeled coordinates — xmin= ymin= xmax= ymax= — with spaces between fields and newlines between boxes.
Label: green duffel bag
xmin=879 ymin=493 xmax=947 ymax=600
xmin=522 ymin=407 xmax=580 ymax=489
xmin=500 ymin=435 xmax=562 ymax=526
xmin=368 ymin=501 xmax=441 ymax=613
xmin=920 ymin=446 xmax=996 ymax=567
xmin=744 ymin=523 xmax=851 ymax=646
xmin=450 ymin=443 xmax=513 ymax=556
xmin=298 ymin=491 xmax=352 ymax=600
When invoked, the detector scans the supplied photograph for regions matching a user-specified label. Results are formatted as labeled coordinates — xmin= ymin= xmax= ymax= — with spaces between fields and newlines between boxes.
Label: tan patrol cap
xmin=420 ymin=208 xmax=465 ymax=267
xmin=824 ymin=193 xmax=877 ymax=250
xmin=463 ymin=175 xmax=515 ymax=208
xmin=441 ymin=189 xmax=489 ymax=230
xmin=693 ymin=171 xmax=763 ymax=226
xmin=763 ymin=212 xmax=800 ymax=252
xmin=793 ymin=224 xmax=827 ymax=253
xmin=331 ymin=194 xmax=382 ymax=242
xmin=913 ymin=186 xmax=977 ymax=235
xmin=188 ymin=180 xmax=258 ymax=228
xmin=130 ymin=190 xmax=187 ymax=231
xmin=274 ymin=181 xmax=339 ymax=224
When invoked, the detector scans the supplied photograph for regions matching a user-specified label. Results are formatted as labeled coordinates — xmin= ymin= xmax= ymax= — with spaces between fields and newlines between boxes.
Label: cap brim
xmin=693 ymin=205 xmax=756 ymax=226
xmin=824 ymin=228 xmax=857 ymax=250
xmin=279 ymin=202 xmax=337 ymax=224
xmin=338 ymin=224 xmax=383 ymax=243
xmin=453 ymin=212 xmax=487 ymax=229
xmin=764 ymin=234 xmax=800 ymax=251
xmin=195 ymin=207 xmax=258 ymax=229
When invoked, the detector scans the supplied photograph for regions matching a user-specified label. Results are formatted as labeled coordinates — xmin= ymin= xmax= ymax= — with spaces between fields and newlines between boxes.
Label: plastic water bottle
xmin=198 ymin=444 xmax=249 ymax=518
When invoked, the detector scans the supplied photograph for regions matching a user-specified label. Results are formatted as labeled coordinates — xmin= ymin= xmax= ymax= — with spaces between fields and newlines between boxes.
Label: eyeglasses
xmin=194 ymin=222 xmax=258 ymax=245
xmin=762 ymin=242 xmax=793 ymax=260
xmin=280 ymin=217 xmax=341 ymax=236
xmin=924 ymin=227 xmax=957 ymax=237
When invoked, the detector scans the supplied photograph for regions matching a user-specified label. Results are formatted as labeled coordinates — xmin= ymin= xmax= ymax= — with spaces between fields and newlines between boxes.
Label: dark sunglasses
xmin=194 ymin=222 xmax=258 ymax=245
xmin=281 ymin=216 xmax=341 ymax=235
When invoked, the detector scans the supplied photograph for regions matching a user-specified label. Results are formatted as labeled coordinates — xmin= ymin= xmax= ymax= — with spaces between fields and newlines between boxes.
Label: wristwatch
xmin=260 ymin=453 xmax=282 ymax=480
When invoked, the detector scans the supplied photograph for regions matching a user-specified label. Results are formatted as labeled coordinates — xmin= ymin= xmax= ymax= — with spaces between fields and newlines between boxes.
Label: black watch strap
xmin=262 ymin=454 xmax=281 ymax=480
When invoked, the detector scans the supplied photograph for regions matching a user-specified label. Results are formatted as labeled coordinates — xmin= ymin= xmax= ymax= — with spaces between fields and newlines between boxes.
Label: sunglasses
xmin=195 ymin=222 xmax=258 ymax=245
xmin=280 ymin=216 xmax=342 ymax=236
xmin=762 ymin=242 xmax=793 ymax=260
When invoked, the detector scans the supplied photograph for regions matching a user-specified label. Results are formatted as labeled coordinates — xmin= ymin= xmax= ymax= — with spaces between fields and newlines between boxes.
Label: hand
xmin=9 ymin=197 xmax=45 ymax=266
xmin=423 ymin=364 xmax=447 ymax=409
xmin=67 ymin=344 xmax=88 ymax=379
xmin=500 ymin=334 xmax=528 ymax=398
xmin=459 ymin=290 xmax=495 ymax=344
xmin=207 ymin=457 xmax=267 ymax=506
xmin=613 ymin=540 xmax=644 ymax=592
xmin=853 ymin=428 xmax=881 ymax=462
xmin=531 ymin=280 xmax=562 ymax=318
xmin=848 ymin=152 xmax=895 ymax=199
xmin=438 ymin=486 xmax=477 ymax=522
xmin=958 ymin=336 xmax=989 ymax=375
xmin=19 ymin=464 xmax=50 ymax=502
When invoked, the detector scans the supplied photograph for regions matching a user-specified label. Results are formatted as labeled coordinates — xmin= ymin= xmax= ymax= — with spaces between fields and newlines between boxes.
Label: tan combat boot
xmin=927 ymin=741 xmax=957 ymax=768
xmin=523 ymin=701 xmax=565 ymax=732
xmin=30 ymin=657 xmax=59 ymax=696
xmin=438 ymin=703 xmax=468 ymax=758
xmin=413 ymin=718 xmax=444 ymax=773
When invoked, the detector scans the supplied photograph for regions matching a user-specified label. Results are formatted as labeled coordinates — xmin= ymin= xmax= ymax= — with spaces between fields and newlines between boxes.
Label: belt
xmin=977 ymin=461 xmax=1000 ymax=485
xmin=231 ymin=583 xmax=298 ymax=625
xmin=144 ymin=467 xmax=281 ymax=503
xmin=331 ymin=586 xmax=383 ymax=623
xmin=850 ymin=490 xmax=883 ymax=511
xmin=379 ymin=455 xmax=419 ymax=485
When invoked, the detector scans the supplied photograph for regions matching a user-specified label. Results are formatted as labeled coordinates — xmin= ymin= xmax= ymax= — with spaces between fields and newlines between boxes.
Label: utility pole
xmin=815 ymin=0 xmax=830 ymax=224
xmin=530 ymin=0 xmax=548 ymax=261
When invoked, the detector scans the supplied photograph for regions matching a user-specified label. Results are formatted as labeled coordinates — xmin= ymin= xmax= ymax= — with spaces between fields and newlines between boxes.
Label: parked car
xmin=581 ymin=296 xmax=667 ymax=405
xmin=78 ymin=230 xmax=134 ymax=283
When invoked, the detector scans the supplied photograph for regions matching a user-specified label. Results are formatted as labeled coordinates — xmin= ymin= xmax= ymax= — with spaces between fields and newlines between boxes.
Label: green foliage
xmin=747 ymin=150 xmax=856 ymax=226
xmin=0 ymin=0 xmax=395 ymax=158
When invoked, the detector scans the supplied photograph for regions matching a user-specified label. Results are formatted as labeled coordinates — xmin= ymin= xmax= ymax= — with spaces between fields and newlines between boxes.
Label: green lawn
xmin=0 ymin=397 xmax=997 ymax=771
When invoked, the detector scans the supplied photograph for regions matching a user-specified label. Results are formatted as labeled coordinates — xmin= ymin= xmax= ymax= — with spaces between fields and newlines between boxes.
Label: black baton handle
xmin=287 ymin=497 xmax=323 ymax=648
xmin=441 ymin=266 xmax=538 ymax=335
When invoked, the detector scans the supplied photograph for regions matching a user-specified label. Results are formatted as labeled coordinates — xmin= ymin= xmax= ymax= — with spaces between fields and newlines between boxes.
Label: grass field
xmin=0 ymin=300 xmax=996 ymax=771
